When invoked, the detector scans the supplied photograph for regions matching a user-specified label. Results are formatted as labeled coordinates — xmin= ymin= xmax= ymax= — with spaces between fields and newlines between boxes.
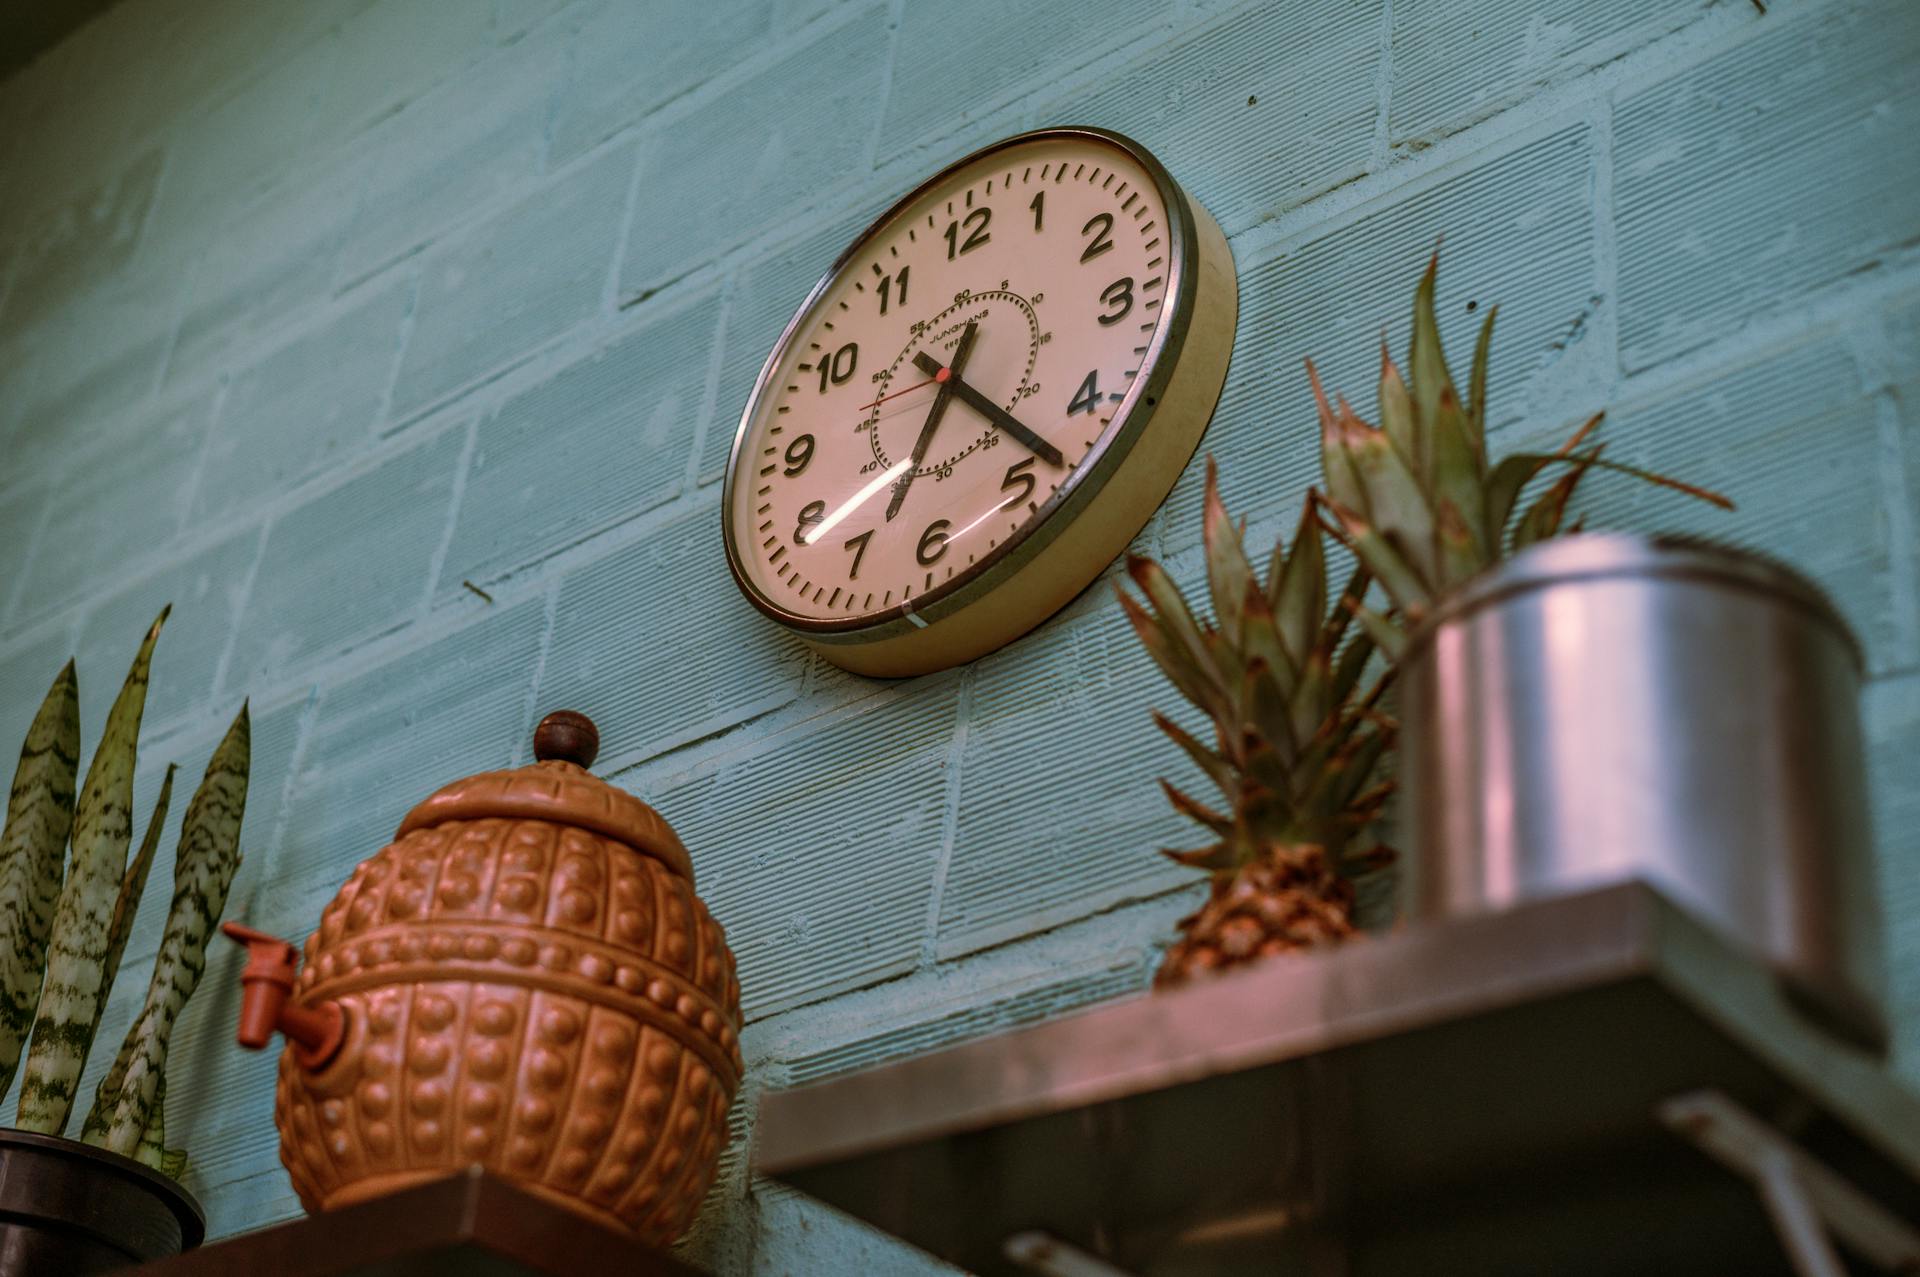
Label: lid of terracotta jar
xmin=394 ymin=710 xmax=695 ymax=882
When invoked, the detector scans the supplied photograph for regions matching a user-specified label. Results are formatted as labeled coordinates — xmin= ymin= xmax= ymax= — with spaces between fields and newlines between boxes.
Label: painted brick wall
xmin=0 ymin=0 xmax=1915 ymax=1269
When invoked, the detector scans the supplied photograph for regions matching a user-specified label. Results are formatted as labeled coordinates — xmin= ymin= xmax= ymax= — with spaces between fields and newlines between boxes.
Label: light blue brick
xmin=226 ymin=426 xmax=465 ymax=690
xmin=194 ymin=278 xmax=412 ymax=522
xmin=440 ymin=292 xmax=721 ymax=590
xmin=1615 ymin=2 xmax=1920 ymax=370
xmin=0 ymin=627 xmax=75 ymax=771
xmin=141 ymin=34 xmax=339 ymax=257
xmin=135 ymin=0 xmax=370 ymax=137
xmin=647 ymin=684 xmax=963 ymax=1020
xmin=0 ymin=480 xmax=49 ymax=621
xmin=1164 ymin=123 xmax=1595 ymax=544
xmin=550 ymin=0 xmax=774 ymax=168
xmin=72 ymin=525 xmax=261 ymax=737
xmin=1048 ymin=0 xmax=1381 ymax=233
xmin=783 ymin=958 xmax=1146 ymax=1085
xmin=938 ymin=603 xmax=1200 ymax=959
xmin=705 ymin=206 xmax=886 ymax=482
xmin=391 ymin=143 xmax=633 ymax=420
xmin=337 ymin=31 xmax=561 ymax=286
xmin=1865 ymin=673 xmax=1920 ymax=1081
xmin=877 ymin=0 xmax=1164 ymax=163
xmin=537 ymin=500 xmax=809 ymax=766
xmin=1583 ymin=337 xmax=1902 ymax=671
xmin=308 ymin=0 xmax=503 ymax=152
xmin=166 ymin=148 xmax=368 ymax=390
xmin=13 ymin=393 xmax=212 ymax=625
xmin=261 ymin=598 xmax=547 ymax=933
xmin=1392 ymin=0 xmax=1704 ymax=143
xmin=1 ymin=147 xmax=163 ymax=335
xmin=618 ymin=6 xmax=888 ymax=298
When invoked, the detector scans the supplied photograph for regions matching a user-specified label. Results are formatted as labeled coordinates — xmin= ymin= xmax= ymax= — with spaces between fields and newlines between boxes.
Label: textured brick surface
xmin=440 ymin=291 xmax=722 ymax=590
xmin=539 ymin=500 xmax=810 ymax=767
xmin=618 ymin=6 xmax=889 ymax=297
xmin=1048 ymin=0 xmax=1381 ymax=233
xmin=1615 ymin=2 xmax=1920 ymax=370
xmin=878 ymin=0 xmax=1163 ymax=163
xmin=226 ymin=427 xmax=464 ymax=689
xmin=1585 ymin=338 xmax=1901 ymax=667
xmin=650 ymin=685 xmax=963 ymax=1020
xmin=195 ymin=279 xmax=412 ymax=521
xmin=2 ymin=0 xmax=1918 ymax=1258
xmin=550 ymin=0 xmax=774 ymax=168
xmin=14 ymin=393 xmax=211 ymax=623
xmin=262 ymin=598 xmax=547 ymax=933
xmin=391 ymin=143 xmax=632 ymax=420
xmin=939 ymin=604 xmax=1200 ymax=958
xmin=1164 ymin=124 xmax=1595 ymax=543
xmin=72 ymin=525 xmax=260 ymax=736
xmin=338 ymin=30 xmax=561 ymax=286
xmin=1392 ymin=0 xmax=1703 ymax=142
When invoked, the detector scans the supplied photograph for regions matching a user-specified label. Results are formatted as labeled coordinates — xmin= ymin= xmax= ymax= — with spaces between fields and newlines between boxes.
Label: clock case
xmin=721 ymin=126 xmax=1237 ymax=677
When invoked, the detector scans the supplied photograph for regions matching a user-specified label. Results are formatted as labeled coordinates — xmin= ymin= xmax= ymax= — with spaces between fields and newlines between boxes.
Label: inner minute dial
xmin=732 ymin=138 xmax=1170 ymax=624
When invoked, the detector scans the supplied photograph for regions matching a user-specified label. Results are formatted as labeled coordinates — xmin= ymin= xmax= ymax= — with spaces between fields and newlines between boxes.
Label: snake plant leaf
xmin=131 ymin=1072 xmax=187 ymax=1178
xmin=103 ymin=702 xmax=249 ymax=1157
xmin=77 ymin=765 xmax=175 ymax=1145
xmin=16 ymin=608 xmax=167 ymax=1133
xmin=1202 ymin=459 xmax=1255 ymax=652
xmin=0 ymin=660 xmax=80 ymax=1102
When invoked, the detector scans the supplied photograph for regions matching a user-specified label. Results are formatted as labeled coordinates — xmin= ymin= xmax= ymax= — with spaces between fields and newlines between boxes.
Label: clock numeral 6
xmin=1098 ymin=277 xmax=1134 ymax=326
xmin=816 ymin=342 xmax=858 ymax=393
xmin=794 ymin=499 xmax=826 ymax=545
xmin=783 ymin=433 xmax=815 ymax=476
xmin=1000 ymin=457 xmax=1037 ymax=510
xmin=916 ymin=519 xmax=952 ymax=567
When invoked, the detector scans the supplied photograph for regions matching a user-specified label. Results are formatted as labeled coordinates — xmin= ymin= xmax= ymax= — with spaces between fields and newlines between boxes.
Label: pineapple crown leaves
xmin=1117 ymin=458 xmax=1395 ymax=877
xmin=1308 ymin=250 xmax=1732 ymax=632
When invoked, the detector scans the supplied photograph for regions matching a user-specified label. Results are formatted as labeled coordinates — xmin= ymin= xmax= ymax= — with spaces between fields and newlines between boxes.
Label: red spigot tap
xmin=221 ymin=922 xmax=347 ymax=1071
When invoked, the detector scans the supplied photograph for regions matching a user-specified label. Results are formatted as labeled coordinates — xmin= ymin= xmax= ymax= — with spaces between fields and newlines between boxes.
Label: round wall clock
xmin=721 ymin=126 xmax=1237 ymax=676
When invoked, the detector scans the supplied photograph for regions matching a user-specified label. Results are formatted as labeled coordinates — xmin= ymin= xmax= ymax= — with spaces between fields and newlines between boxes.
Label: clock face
xmin=722 ymin=128 xmax=1235 ymax=675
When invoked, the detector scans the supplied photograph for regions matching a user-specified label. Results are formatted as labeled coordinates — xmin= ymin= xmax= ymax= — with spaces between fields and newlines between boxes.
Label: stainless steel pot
xmin=1401 ymin=533 xmax=1885 ymax=1049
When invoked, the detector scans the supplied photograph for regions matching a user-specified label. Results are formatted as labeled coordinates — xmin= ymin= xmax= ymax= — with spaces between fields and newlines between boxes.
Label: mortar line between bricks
xmin=420 ymin=415 xmax=484 ymax=614
xmin=1586 ymin=92 xmax=1624 ymax=392
xmin=253 ymin=681 xmax=323 ymax=885
xmin=206 ymin=521 xmax=272 ymax=705
xmin=684 ymin=262 xmax=734 ymax=492
xmin=1369 ymin=0 xmax=1393 ymax=169
xmin=604 ymin=136 xmax=649 ymax=320
xmin=173 ymin=371 xmax=232 ymax=541
xmin=371 ymin=267 xmax=423 ymax=439
xmin=864 ymin=0 xmax=908 ymax=174
xmin=918 ymin=664 xmax=975 ymax=968
xmin=515 ymin=581 xmax=565 ymax=769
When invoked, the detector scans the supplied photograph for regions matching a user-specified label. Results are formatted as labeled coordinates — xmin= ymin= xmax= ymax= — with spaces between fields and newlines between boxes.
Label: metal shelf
xmin=756 ymin=883 xmax=1920 ymax=1276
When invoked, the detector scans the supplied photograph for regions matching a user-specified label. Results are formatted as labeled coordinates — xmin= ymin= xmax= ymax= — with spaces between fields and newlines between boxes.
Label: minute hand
xmin=912 ymin=353 xmax=1066 ymax=468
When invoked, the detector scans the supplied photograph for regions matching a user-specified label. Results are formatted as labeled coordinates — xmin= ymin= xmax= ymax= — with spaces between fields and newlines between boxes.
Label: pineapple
xmin=1118 ymin=460 xmax=1395 ymax=988
xmin=1310 ymin=253 xmax=1730 ymax=657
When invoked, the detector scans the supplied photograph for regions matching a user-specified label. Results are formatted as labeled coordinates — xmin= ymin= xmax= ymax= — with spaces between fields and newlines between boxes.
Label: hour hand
xmin=911 ymin=353 xmax=1066 ymax=468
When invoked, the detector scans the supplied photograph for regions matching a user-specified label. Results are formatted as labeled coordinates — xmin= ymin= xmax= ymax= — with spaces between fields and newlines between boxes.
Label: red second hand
xmin=856 ymin=376 xmax=938 ymax=414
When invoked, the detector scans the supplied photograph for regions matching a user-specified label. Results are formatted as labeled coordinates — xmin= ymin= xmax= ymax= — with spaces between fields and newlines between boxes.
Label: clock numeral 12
xmin=945 ymin=207 xmax=990 ymax=259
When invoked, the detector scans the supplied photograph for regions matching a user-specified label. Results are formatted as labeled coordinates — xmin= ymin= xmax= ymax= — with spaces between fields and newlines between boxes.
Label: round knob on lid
xmin=533 ymin=710 xmax=600 ymax=768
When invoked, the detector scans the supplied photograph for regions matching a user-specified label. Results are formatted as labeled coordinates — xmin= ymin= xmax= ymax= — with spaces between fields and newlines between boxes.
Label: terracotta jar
xmin=224 ymin=711 xmax=743 ymax=1244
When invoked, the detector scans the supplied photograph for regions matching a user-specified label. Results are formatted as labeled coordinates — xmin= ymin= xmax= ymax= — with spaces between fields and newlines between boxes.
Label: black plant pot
xmin=0 ymin=1128 xmax=204 ymax=1274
